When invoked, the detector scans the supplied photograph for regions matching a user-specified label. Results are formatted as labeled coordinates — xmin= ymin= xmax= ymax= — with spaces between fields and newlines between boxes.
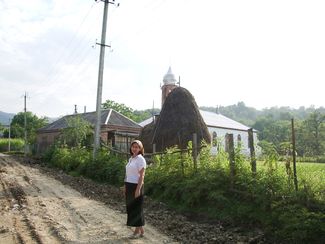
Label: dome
xmin=163 ymin=66 xmax=177 ymax=85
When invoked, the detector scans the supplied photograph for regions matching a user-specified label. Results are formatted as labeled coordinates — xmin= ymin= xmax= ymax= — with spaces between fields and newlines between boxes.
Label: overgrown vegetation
xmin=43 ymin=141 xmax=325 ymax=243
xmin=1 ymin=112 xmax=48 ymax=144
xmin=0 ymin=138 xmax=24 ymax=152
xmin=201 ymin=102 xmax=325 ymax=161
xmin=44 ymin=145 xmax=126 ymax=185
xmin=145 ymin=145 xmax=325 ymax=243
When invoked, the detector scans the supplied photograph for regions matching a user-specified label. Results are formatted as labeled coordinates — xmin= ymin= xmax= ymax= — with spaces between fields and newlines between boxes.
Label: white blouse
xmin=125 ymin=154 xmax=146 ymax=184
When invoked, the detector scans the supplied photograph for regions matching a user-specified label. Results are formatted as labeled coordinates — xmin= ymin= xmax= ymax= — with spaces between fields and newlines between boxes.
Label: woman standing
xmin=124 ymin=140 xmax=146 ymax=238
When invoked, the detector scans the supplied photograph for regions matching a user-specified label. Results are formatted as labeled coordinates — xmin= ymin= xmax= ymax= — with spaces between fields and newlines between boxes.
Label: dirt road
xmin=0 ymin=154 xmax=174 ymax=243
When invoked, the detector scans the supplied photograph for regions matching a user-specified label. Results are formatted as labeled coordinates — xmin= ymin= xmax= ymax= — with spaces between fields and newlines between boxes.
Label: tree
xmin=102 ymin=100 xmax=135 ymax=121
xmin=6 ymin=112 xmax=48 ymax=144
xmin=102 ymin=99 xmax=160 ymax=122
xmin=133 ymin=108 xmax=160 ymax=123
xmin=253 ymin=116 xmax=291 ymax=153
xmin=60 ymin=116 xmax=93 ymax=147
xmin=297 ymin=110 xmax=325 ymax=156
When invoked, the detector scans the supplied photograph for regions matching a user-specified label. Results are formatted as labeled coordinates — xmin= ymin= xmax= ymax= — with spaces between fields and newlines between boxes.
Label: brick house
xmin=36 ymin=109 xmax=141 ymax=154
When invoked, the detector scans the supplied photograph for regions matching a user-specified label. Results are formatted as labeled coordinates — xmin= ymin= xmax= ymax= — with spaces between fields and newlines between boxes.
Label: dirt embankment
xmin=0 ymin=154 xmax=266 ymax=243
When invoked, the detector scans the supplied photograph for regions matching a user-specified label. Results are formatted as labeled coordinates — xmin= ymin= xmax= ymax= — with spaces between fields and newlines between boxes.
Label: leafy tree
xmin=102 ymin=99 xmax=160 ymax=123
xmin=102 ymin=99 xmax=136 ymax=121
xmin=297 ymin=110 xmax=325 ymax=156
xmin=133 ymin=108 xmax=160 ymax=123
xmin=253 ymin=116 xmax=291 ymax=153
xmin=60 ymin=116 xmax=93 ymax=147
xmin=5 ymin=112 xmax=48 ymax=144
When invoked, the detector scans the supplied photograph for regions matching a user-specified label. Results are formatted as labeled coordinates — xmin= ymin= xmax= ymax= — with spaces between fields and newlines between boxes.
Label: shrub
xmin=43 ymin=145 xmax=126 ymax=186
xmin=0 ymin=138 xmax=24 ymax=152
xmin=42 ymin=141 xmax=325 ymax=243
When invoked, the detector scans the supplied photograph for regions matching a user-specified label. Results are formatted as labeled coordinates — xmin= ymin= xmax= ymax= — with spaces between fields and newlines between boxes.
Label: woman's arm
xmin=135 ymin=168 xmax=145 ymax=198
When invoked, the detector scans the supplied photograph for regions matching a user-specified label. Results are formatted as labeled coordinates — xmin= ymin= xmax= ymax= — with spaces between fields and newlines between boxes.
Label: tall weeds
xmin=43 ymin=143 xmax=325 ymax=243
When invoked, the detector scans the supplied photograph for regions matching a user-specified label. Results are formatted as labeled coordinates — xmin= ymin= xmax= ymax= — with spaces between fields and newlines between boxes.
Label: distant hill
xmin=0 ymin=111 xmax=58 ymax=126
xmin=0 ymin=111 xmax=15 ymax=125
xmin=200 ymin=102 xmax=325 ymax=126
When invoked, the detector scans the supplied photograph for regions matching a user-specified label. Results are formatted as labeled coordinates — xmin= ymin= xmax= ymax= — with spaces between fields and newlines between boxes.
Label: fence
xmin=103 ymin=126 xmax=301 ymax=196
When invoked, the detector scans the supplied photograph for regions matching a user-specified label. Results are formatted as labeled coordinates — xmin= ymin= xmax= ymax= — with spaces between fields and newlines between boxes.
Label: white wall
xmin=207 ymin=127 xmax=260 ymax=156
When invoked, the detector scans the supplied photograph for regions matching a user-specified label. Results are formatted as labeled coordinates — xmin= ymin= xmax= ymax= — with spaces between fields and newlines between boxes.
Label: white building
xmin=140 ymin=67 xmax=259 ymax=155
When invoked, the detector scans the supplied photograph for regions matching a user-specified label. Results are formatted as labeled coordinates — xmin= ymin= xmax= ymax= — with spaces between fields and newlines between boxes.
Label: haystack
xmin=139 ymin=120 xmax=155 ymax=153
xmin=151 ymin=87 xmax=211 ymax=152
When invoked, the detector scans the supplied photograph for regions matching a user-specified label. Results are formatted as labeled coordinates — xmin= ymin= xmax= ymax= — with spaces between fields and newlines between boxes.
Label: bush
xmin=43 ymin=145 xmax=126 ymax=185
xmin=0 ymin=138 xmax=24 ymax=152
xmin=42 ymin=142 xmax=325 ymax=243
xmin=145 ymin=144 xmax=325 ymax=243
xmin=267 ymin=203 xmax=325 ymax=243
xmin=82 ymin=150 xmax=126 ymax=185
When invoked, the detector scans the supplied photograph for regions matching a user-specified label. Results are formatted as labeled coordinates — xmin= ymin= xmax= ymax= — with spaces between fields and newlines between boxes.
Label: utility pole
xmin=291 ymin=118 xmax=298 ymax=191
xmin=93 ymin=0 xmax=116 ymax=158
xmin=24 ymin=92 xmax=27 ymax=156
xmin=152 ymin=100 xmax=155 ymax=122
xmin=8 ymin=118 xmax=11 ymax=152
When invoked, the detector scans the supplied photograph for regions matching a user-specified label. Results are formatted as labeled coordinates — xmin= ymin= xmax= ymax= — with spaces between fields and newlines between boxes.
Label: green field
xmin=257 ymin=160 xmax=325 ymax=201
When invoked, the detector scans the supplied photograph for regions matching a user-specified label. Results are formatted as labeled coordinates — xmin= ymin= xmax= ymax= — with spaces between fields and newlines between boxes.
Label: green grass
xmin=257 ymin=160 xmax=325 ymax=202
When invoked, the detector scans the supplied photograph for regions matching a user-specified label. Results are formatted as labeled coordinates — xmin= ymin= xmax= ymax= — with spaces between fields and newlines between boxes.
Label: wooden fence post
xmin=291 ymin=118 xmax=298 ymax=191
xmin=153 ymin=143 xmax=156 ymax=153
xmin=248 ymin=128 xmax=257 ymax=176
xmin=193 ymin=133 xmax=198 ymax=171
xmin=226 ymin=134 xmax=235 ymax=188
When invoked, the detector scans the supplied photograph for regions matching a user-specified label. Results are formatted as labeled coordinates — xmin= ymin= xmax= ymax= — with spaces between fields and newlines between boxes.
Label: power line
xmin=43 ymin=2 xmax=97 ymax=82
xmin=33 ymin=23 xmax=99 ymax=97
xmin=32 ymin=2 xmax=100 ymax=97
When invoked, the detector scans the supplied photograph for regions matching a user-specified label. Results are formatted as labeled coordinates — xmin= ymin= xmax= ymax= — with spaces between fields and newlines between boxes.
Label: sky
xmin=0 ymin=0 xmax=325 ymax=118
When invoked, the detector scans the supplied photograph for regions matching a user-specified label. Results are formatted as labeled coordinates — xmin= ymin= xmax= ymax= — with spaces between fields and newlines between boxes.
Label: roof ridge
xmin=110 ymin=109 xmax=140 ymax=126
xmin=105 ymin=109 xmax=113 ymax=124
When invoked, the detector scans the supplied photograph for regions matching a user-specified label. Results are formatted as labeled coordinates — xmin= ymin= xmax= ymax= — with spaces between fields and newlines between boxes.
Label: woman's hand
xmin=135 ymin=188 xmax=141 ymax=198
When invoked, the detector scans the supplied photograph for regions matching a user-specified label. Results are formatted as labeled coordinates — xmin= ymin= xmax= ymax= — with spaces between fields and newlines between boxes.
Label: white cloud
xmin=0 ymin=0 xmax=325 ymax=118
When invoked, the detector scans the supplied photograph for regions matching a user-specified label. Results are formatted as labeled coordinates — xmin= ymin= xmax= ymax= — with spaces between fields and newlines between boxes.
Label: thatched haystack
xmin=139 ymin=120 xmax=155 ymax=153
xmin=151 ymin=87 xmax=211 ymax=152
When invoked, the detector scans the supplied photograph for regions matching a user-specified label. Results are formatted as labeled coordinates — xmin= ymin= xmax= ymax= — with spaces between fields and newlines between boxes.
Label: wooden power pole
xmin=291 ymin=118 xmax=298 ymax=191
xmin=24 ymin=92 xmax=27 ymax=156
xmin=93 ymin=0 xmax=115 ymax=158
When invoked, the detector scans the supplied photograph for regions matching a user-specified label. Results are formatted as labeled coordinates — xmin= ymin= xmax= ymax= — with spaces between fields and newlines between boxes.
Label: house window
xmin=237 ymin=134 xmax=242 ymax=147
xmin=212 ymin=131 xmax=217 ymax=147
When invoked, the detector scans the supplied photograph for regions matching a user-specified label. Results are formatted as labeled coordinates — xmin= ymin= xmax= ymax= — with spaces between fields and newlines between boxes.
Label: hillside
xmin=0 ymin=111 xmax=15 ymax=125
xmin=200 ymin=102 xmax=325 ymax=126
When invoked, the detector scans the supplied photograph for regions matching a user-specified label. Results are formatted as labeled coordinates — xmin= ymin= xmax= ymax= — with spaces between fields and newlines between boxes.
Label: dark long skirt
xmin=125 ymin=182 xmax=145 ymax=227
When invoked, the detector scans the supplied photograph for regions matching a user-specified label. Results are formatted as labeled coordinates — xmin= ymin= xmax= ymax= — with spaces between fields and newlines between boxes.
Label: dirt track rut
xmin=0 ymin=154 xmax=174 ymax=243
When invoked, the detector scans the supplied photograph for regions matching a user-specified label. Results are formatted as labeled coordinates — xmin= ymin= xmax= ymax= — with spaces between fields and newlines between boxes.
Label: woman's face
xmin=131 ymin=143 xmax=141 ymax=155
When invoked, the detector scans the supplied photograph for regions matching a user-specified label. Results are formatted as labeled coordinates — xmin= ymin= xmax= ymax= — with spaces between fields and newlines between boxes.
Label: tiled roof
xmin=39 ymin=109 xmax=141 ymax=132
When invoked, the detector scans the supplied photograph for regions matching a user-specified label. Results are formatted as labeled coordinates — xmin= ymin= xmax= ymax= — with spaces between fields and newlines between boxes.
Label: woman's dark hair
xmin=129 ymin=140 xmax=144 ymax=156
